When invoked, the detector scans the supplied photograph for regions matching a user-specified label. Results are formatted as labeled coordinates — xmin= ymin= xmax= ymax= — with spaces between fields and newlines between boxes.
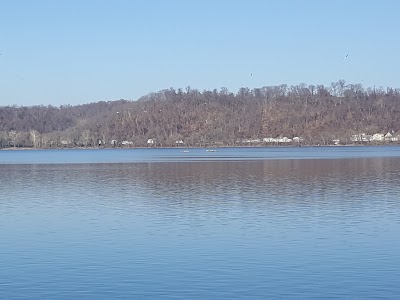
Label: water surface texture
xmin=1 ymin=147 xmax=400 ymax=299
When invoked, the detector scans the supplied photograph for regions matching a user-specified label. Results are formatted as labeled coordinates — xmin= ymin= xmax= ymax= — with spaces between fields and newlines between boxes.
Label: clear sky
xmin=0 ymin=0 xmax=399 ymax=107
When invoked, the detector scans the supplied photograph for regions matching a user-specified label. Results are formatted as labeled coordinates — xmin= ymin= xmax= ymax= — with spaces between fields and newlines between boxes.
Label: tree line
xmin=1 ymin=80 xmax=400 ymax=148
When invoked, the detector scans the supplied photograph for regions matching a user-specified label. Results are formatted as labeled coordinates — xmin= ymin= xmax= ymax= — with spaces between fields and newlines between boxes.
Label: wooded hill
xmin=1 ymin=80 xmax=400 ymax=148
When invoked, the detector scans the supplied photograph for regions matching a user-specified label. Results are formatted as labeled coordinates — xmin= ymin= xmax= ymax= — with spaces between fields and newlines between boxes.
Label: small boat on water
xmin=206 ymin=149 xmax=217 ymax=152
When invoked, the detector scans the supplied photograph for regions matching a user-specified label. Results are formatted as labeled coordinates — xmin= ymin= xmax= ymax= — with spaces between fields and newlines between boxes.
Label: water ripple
xmin=1 ymin=153 xmax=400 ymax=299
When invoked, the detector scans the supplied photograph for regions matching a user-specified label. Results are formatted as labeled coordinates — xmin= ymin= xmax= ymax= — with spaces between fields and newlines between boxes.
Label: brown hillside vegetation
xmin=1 ymin=81 xmax=400 ymax=148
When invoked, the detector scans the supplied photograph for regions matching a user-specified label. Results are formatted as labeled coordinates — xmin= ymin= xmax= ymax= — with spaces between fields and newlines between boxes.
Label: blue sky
xmin=0 ymin=0 xmax=399 ymax=106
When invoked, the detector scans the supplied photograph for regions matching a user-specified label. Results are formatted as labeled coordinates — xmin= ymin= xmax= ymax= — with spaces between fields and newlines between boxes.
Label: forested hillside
xmin=1 ymin=81 xmax=400 ymax=148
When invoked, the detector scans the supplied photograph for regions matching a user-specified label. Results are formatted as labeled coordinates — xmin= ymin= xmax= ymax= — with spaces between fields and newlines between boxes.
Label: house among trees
xmin=385 ymin=132 xmax=399 ymax=141
xmin=351 ymin=134 xmax=373 ymax=142
xmin=372 ymin=134 xmax=384 ymax=141
xmin=60 ymin=140 xmax=71 ymax=146
xmin=385 ymin=132 xmax=393 ymax=141
xmin=351 ymin=131 xmax=400 ymax=143
xmin=263 ymin=137 xmax=293 ymax=143
xmin=292 ymin=137 xmax=303 ymax=143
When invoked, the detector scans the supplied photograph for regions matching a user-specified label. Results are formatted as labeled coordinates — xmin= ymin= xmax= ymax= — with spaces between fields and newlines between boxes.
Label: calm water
xmin=1 ymin=147 xmax=400 ymax=299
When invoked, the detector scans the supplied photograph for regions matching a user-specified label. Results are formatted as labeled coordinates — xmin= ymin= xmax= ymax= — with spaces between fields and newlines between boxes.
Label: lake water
xmin=1 ymin=146 xmax=400 ymax=299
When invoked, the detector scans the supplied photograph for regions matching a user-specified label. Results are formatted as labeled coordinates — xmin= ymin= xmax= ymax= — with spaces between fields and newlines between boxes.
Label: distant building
xmin=351 ymin=133 xmax=372 ymax=142
xmin=292 ymin=137 xmax=303 ymax=143
xmin=362 ymin=135 xmax=372 ymax=142
xmin=280 ymin=137 xmax=292 ymax=143
xmin=385 ymin=132 xmax=393 ymax=141
xmin=263 ymin=137 xmax=293 ymax=143
xmin=372 ymin=133 xmax=384 ymax=141
xmin=263 ymin=137 xmax=275 ymax=143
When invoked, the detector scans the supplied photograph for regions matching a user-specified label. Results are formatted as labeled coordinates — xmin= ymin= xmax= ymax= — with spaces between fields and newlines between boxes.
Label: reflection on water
xmin=1 ymin=154 xmax=400 ymax=299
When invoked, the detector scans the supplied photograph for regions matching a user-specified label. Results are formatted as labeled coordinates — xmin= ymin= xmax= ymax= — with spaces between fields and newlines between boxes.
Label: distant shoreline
xmin=1 ymin=144 xmax=398 ymax=151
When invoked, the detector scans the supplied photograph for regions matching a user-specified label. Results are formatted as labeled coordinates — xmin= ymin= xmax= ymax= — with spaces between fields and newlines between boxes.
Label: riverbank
xmin=1 ymin=143 xmax=399 ymax=151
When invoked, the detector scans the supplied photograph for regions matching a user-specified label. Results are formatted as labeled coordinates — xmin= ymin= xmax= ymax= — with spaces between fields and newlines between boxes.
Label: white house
xmin=292 ymin=137 xmax=303 ymax=142
xmin=147 ymin=139 xmax=154 ymax=145
xmin=372 ymin=133 xmax=384 ymax=141
xmin=276 ymin=137 xmax=292 ymax=143
xmin=351 ymin=133 xmax=372 ymax=142
xmin=282 ymin=137 xmax=292 ymax=143
xmin=263 ymin=137 xmax=275 ymax=143
xmin=392 ymin=136 xmax=400 ymax=142
xmin=362 ymin=135 xmax=372 ymax=142
xmin=385 ymin=132 xmax=393 ymax=141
